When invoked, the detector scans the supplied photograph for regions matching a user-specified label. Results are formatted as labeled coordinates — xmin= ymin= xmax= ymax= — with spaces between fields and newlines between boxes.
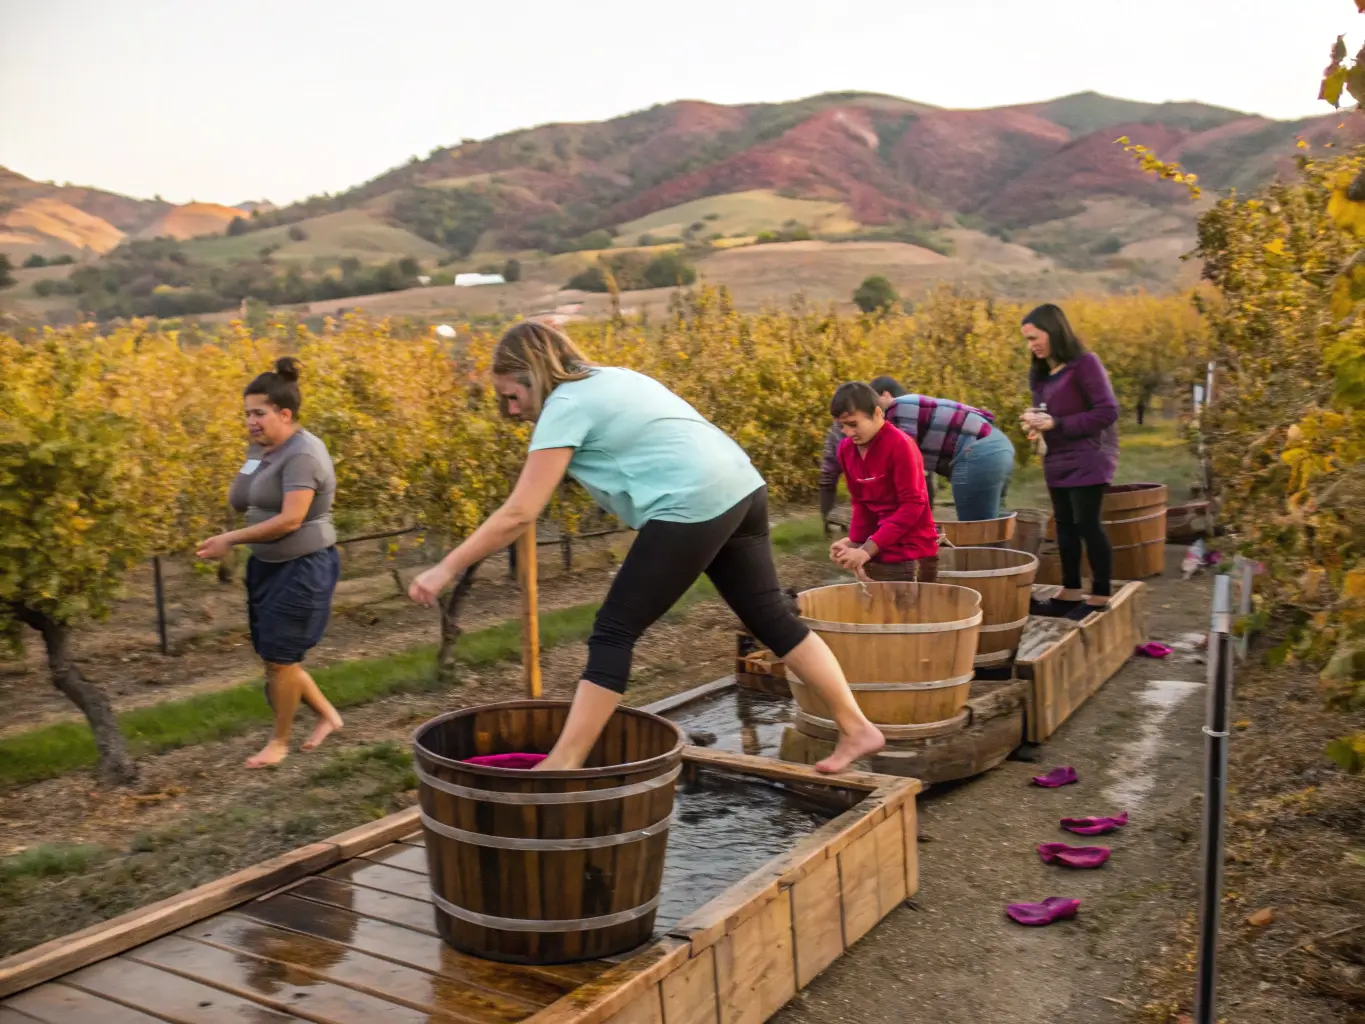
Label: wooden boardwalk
xmin=0 ymin=749 xmax=921 ymax=1024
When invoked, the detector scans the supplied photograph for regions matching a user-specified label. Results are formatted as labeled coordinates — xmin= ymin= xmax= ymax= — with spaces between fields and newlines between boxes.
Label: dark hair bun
xmin=273 ymin=356 xmax=301 ymax=382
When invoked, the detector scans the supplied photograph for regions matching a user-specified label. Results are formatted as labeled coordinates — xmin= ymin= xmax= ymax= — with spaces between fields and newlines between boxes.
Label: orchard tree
xmin=853 ymin=275 xmax=898 ymax=315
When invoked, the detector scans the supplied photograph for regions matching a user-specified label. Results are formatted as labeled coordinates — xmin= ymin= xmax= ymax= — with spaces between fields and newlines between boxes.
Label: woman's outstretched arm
xmin=409 ymin=447 xmax=574 ymax=605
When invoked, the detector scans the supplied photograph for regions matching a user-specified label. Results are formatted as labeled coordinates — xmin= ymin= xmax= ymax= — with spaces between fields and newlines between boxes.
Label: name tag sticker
xmin=240 ymin=459 xmax=262 ymax=475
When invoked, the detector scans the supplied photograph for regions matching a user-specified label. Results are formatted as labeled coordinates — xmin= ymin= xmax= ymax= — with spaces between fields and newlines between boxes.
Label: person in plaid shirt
xmin=820 ymin=376 xmax=1015 ymax=529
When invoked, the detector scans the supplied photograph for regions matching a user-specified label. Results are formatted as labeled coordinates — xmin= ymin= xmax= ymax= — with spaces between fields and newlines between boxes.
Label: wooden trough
xmin=0 ymin=747 xmax=921 ymax=1024
xmin=738 ymin=580 xmax=1149 ymax=784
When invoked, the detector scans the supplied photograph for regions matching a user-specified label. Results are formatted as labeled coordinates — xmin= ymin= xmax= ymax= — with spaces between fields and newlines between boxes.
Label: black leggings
xmin=584 ymin=487 xmax=809 ymax=693
xmin=1049 ymin=484 xmax=1112 ymax=598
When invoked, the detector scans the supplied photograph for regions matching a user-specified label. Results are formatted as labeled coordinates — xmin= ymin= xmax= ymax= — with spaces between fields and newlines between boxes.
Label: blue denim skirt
xmin=245 ymin=547 xmax=341 ymax=666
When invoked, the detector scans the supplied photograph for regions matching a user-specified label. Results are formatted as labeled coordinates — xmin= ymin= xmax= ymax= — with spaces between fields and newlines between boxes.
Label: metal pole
xmin=153 ymin=556 xmax=169 ymax=656
xmin=1194 ymin=574 xmax=1234 ymax=1024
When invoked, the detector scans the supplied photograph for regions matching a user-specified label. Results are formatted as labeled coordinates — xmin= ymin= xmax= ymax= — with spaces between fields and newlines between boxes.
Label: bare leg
xmin=1057 ymin=588 xmax=1085 ymax=601
xmin=297 ymin=668 xmax=344 ymax=750
xmin=533 ymin=680 xmax=621 ymax=770
xmin=781 ymin=633 xmax=885 ymax=772
xmin=247 ymin=662 xmax=300 ymax=768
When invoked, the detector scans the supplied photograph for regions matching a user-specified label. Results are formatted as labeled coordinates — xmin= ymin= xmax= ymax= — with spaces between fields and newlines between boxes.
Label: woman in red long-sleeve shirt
xmin=827 ymin=381 xmax=940 ymax=583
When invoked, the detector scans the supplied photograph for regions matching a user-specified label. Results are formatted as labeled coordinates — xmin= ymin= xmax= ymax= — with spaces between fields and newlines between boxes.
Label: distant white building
xmin=454 ymin=273 xmax=505 ymax=287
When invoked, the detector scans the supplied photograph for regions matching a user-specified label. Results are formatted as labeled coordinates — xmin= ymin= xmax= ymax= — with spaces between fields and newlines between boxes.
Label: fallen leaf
xmin=1235 ymin=720 xmax=1252 ymax=730
xmin=1346 ymin=851 xmax=1365 ymax=868
xmin=1247 ymin=907 xmax=1276 ymax=927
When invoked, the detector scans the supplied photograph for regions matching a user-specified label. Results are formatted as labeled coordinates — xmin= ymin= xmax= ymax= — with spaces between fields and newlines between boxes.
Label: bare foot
xmin=531 ymin=752 xmax=584 ymax=771
xmin=815 ymin=723 xmax=886 ymax=773
xmin=301 ymin=714 xmax=343 ymax=751
xmin=245 ymin=740 xmax=289 ymax=769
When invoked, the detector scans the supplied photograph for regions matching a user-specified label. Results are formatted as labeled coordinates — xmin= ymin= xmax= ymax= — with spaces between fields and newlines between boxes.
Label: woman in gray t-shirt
xmin=196 ymin=357 xmax=343 ymax=768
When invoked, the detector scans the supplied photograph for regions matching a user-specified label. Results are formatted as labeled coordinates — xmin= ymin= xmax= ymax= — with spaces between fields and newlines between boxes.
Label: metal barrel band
xmin=430 ymin=889 xmax=660 ymax=933
xmin=978 ymin=615 xmax=1029 ymax=634
xmin=973 ymin=648 xmax=1014 ymax=667
xmin=419 ymin=809 xmax=673 ymax=851
xmin=1110 ymin=537 xmax=1166 ymax=552
xmin=414 ymin=763 xmax=682 ymax=805
xmin=847 ymin=671 xmax=975 ymax=692
xmin=800 ymin=610 xmax=983 ymax=634
xmin=937 ymin=557 xmax=1040 ymax=580
xmin=794 ymin=707 xmax=969 ymax=740
xmin=1102 ymin=509 xmax=1167 ymax=527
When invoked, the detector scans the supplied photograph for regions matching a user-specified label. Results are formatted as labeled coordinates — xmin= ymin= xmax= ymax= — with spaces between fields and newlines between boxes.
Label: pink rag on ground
xmin=1036 ymin=843 xmax=1112 ymax=869
xmin=1006 ymin=897 xmax=1081 ymax=926
xmin=1060 ymin=812 xmax=1130 ymax=835
xmin=1135 ymin=642 xmax=1173 ymax=658
xmin=1031 ymin=766 xmax=1079 ymax=788
xmin=463 ymin=753 xmax=547 ymax=769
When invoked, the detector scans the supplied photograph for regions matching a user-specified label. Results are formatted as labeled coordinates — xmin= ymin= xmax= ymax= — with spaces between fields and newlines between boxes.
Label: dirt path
xmin=777 ymin=556 xmax=1217 ymax=1024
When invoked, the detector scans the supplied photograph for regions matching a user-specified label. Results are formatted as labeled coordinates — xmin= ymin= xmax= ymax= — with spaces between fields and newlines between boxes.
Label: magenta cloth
xmin=1037 ymin=843 xmax=1111 ymax=869
xmin=1135 ymin=642 xmax=1172 ymax=658
xmin=1060 ymin=812 xmax=1129 ymax=835
xmin=1006 ymin=897 xmax=1081 ymax=926
xmin=1031 ymin=766 xmax=1079 ymax=788
xmin=463 ymin=753 xmax=547 ymax=769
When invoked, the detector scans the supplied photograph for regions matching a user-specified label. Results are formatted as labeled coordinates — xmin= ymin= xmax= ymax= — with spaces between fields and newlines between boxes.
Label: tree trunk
xmin=436 ymin=562 xmax=481 ymax=686
xmin=18 ymin=606 xmax=137 ymax=786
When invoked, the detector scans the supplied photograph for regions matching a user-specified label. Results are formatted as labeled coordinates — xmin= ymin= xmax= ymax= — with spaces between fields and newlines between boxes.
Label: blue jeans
xmin=951 ymin=430 xmax=1016 ymax=522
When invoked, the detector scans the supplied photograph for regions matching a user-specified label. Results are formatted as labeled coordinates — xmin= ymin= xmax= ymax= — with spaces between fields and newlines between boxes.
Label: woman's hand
xmin=1020 ymin=411 xmax=1055 ymax=433
xmin=829 ymin=537 xmax=852 ymax=561
xmin=196 ymin=535 xmax=234 ymax=560
xmin=409 ymin=563 xmax=456 ymax=607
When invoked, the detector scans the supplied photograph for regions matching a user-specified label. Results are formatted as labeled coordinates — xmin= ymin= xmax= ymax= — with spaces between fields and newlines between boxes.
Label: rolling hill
xmin=1 ymin=89 xmax=1357 ymax=322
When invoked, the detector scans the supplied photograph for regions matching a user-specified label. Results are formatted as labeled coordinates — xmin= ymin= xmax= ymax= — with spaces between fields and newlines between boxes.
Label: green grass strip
xmin=0 ymin=516 xmax=819 ymax=789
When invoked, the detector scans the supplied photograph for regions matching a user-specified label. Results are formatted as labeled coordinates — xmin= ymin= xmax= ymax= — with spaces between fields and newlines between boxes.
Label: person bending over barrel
xmin=826 ymin=382 xmax=940 ymax=584
xmin=409 ymin=322 xmax=885 ymax=772
xmin=819 ymin=378 xmax=1014 ymax=528
xmin=196 ymin=358 xmax=344 ymax=768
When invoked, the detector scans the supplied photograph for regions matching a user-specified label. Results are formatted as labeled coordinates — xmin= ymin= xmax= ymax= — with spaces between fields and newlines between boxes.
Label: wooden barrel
xmin=936 ymin=546 xmax=1040 ymax=667
xmin=940 ymin=511 xmax=1017 ymax=548
xmin=1004 ymin=508 xmax=1050 ymax=558
xmin=1042 ymin=483 xmax=1168 ymax=581
xmin=412 ymin=700 xmax=685 ymax=964
xmin=790 ymin=582 xmax=981 ymax=726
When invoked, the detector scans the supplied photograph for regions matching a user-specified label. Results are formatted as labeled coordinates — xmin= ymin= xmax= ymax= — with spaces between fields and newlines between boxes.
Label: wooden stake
xmin=516 ymin=525 xmax=542 ymax=698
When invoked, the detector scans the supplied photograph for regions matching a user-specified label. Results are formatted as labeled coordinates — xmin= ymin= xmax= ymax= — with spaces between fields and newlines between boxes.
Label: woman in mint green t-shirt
xmin=410 ymin=321 xmax=883 ymax=773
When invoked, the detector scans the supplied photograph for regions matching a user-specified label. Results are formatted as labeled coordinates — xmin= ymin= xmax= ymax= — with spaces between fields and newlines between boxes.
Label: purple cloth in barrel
xmin=463 ymin=753 xmax=547 ymax=769
xmin=1006 ymin=897 xmax=1081 ymax=926
xmin=1030 ymin=352 xmax=1119 ymax=488
xmin=1037 ymin=843 xmax=1111 ymax=868
xmin=1031 ymin=766 xmax=1078 ymax=788
xmin=1060 ymin=812 xmax=1129 ymax=835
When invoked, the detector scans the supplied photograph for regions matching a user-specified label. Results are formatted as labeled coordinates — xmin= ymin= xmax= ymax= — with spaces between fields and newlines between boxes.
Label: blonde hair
xmin=492 ymin=320 xmax=593 ymax=420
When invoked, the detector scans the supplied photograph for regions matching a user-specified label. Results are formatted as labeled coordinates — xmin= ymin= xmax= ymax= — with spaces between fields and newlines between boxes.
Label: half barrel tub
xmin=789 ymin=582 xmax=982 ymax=727
xmin=412 ymin=700 xmax=685 ymax=964
xmin=940 ymin=510 xmax=1017 ymax=548
xmin=936 ymin=546 xmax=1040 ymax=668
xmin=1042 ymin=482 xmax=1168 ymax=582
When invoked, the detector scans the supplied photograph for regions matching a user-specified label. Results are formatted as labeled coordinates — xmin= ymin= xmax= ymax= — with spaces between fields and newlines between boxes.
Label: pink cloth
xmin=1135 ymin=642 xmax=1172 ymax=658
xmin=1037 ymin=843 xmax=1111 ymax=869
xmin=463 ymin=753 xmax=547 ymax=769
xmin=1006 ymin=897 xmax=1081 ymax=926
xmin=1060 ymin=812 xmax=1129 ymax=835
xmin=1031 ymin=766 xmax=1078 ymax=788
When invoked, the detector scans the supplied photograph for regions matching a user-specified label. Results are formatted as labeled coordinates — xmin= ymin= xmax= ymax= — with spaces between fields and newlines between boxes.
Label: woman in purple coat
xmin=1019 ymin=304 xmax=1119 ymax=620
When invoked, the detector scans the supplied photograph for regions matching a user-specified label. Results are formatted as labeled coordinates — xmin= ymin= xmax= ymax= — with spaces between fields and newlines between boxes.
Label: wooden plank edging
xmin=0 ymin=808 xmax=421 ymax=999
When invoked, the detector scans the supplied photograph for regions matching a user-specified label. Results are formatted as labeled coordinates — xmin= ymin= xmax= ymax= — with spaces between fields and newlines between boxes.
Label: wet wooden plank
xmin=182 ymin=914 xmax=533 ymax=1024
xmin=129 ymin=933 xmax=438 ymax=1023
xmin=713 ymin=891 xmax=795 ymax=1024
xmin=4 ymin=983 xmax=167 ymax=1024
xmin=0 ymin=1008 xmax=40 ymax=1023
xmin=902 ymin=794 xmax=920 ymax=897
xmin=322 ymin=860 xmax=431 ymax=902
xmin=235 ymin=896 xmax=579 ymax=1007
xmin=680 ymin=748 xmax=887 ymax=794
xmin=290 ymin=876 xmax=438 ymax=935
xmin=0 ymin=842 xmax=338 ymax=998
xmin=660 ymin=948 xmax=718 ymax=1024
xmin=360 ymin=843 xmax=428 ymax=875
xmin=788 ymin=855 xmax=842 ymax=990
xmin=637 ymin=677 xmax=738 ymax=717
xmin=524 ymin=940 xmax=688 ymax=1024
xmin=65 ymin=957 xmax=303 ymax=1023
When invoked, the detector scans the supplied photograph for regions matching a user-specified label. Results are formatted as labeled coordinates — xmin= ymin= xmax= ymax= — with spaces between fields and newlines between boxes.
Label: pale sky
xmin=0 ymin=0 xmax=1350 ymax=205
